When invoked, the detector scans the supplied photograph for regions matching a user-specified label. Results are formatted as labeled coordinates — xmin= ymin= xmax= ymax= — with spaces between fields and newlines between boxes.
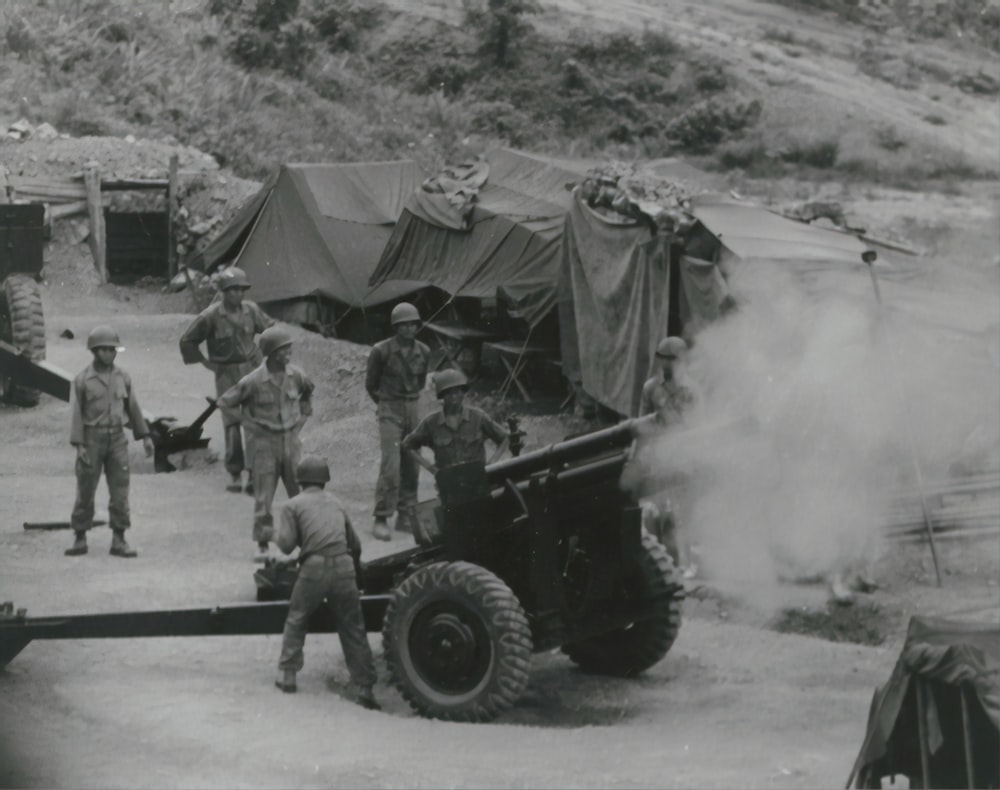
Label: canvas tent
xmin=190 ymin=160 xmax=428 ymax=340
xmin=848 ymin=615 xmax=1000 ymax=789
xmin=558 ymin=191 xmax=874 ymax=417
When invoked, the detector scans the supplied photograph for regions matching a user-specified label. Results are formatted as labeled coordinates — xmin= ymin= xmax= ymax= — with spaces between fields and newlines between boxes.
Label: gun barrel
xmin=486 ymin=417 xmax=648 ymax=483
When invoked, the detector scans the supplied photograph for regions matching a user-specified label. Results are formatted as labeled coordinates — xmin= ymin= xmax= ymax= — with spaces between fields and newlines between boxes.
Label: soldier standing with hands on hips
xmin=218 ymin=326 xmax=315 ymax=562
xmin=179 ymin=266 xmax=274 ymax=494
xmin=365 ymin=302 xmax=430 ymax=542
xmin=65 ymin=325 xmax=154 ymax=558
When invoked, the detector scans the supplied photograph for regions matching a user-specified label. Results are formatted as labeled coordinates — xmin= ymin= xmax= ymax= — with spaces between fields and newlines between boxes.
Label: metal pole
xmin=915 ymin=679 xmax=932 ymax=789
xmin=960 ymin=685 xmax=976 ymax=788
xmin=865 ymin=258 xmax=943 ymax=587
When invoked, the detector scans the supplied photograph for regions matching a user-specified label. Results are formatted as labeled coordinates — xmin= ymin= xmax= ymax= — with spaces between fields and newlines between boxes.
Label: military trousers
xmin=278 ymin=554 xmax=377 ymax=688
xmin=374 ymin=398 xmax=420 ymax=522
xmin=70 ymin=426 xmax=131 ymax=532
xmin=215 ymin=361 xmax=255 ymax=477
xmin=248 ymin=428 xmax=300 ymax=544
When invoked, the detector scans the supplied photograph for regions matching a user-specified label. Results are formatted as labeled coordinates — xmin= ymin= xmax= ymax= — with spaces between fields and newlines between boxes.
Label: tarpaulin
xmin=369 ymin=148 xmax=591 ymax=316
xmin=558 ymin=191 xmax=672 ymax=417
xmin=191 ymin=161 xmax=426 ymax=308
xmin=850 ymin=615 xmax=1000 ymax=789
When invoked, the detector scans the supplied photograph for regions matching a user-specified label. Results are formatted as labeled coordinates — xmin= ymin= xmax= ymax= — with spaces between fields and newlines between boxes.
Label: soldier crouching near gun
xmin=65 ymin=326 xmax=154 ymax=558
xmin=273 ymin=456 xmax=380 ymax=711
xmin=401 ymin=369 xmax=508 ymax=545
xmin=217 ymin=326 xmax=315 ymax=562
xmin=179 ymin=266 xmax=274 ymax=494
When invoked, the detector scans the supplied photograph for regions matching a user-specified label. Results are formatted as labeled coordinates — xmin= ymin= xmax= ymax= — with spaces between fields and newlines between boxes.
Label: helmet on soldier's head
xmin=655 ymin=336 xmax=687 ymax=359
xmin=259 ymin=326 xmax=293 ymax=357
xmin=296 ymin=455 xmax=331 ymax=485
xmin=435 ymin=368 xmax=469 ymax=398
xmin=218 ymin=267 xmax=251 ymax=290
xmin=390 ymin=302 xmax=420 ymax=326
xmin=87 ymin=325 xmax=124 ymax=351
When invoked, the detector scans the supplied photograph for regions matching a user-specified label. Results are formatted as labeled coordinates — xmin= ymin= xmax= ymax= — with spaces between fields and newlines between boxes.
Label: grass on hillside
xmin=0 ymin=0 xmax=995 ymax=187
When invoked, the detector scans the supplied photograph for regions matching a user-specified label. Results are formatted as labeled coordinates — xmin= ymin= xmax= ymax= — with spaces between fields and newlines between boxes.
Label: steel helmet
xmin=390 ymin=302 xmax=420 ymax=326
xmin=218 ymin=266 xmax=251 ymax=290
xmin=259 ymin=326 xmax=293 ymax=357
xmin=87 ymin=325 xmax=123 ymax=351
xmin=296 ymin=455 xmax=331 ymax=485
xmin=655 ymin=336 xmax=687 ymax=359
xmin=435 ymin=368 xmax=469 ymax=398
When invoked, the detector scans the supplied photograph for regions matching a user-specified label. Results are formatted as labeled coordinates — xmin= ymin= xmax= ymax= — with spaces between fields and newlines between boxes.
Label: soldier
xmin=218 ymin=326 xmax=315 ymax=562
xmin=179 ymin=266 xmax=274 ymax=493
xmin=635 ymin=335 xmax=697 ymax=576
xmin=365 ymin=302 xmax=430 ymax=542
xmin=65 ymin=325 xmax=154 ymax=558
xmin=402 ymin=369 xmax=508 ymax=480
xmin=273 ymin=456 xmax=379 ymax=710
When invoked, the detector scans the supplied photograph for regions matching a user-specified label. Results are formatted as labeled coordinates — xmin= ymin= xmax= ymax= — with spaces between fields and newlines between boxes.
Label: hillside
xmin=1 ymin=0 xmax=997 ymax=186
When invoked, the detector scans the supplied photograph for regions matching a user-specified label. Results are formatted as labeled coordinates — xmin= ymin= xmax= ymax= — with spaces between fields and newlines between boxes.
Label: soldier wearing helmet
xmin=218 ymin=325 xmax=315 ymax=561
xmin=364 ymin=302 xmax=431 ymax=541
xmin=179 ymin=266 xmax=274 ymax=494
xmin=65 ymin=326 xmax=155 ymax=558
xmin=402 ymin=369 xmax=508 ymax=492
xmin=272 ymin=456 xmax=379 ymax=709
xmin=640 ymin=336 xmax=694 ymax=427
xmin=632 ymin=335 xmax=697 ymax=577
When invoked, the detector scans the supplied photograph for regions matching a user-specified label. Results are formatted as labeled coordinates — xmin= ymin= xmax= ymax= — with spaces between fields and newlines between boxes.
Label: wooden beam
xmin=84 ymin=167 xmax=106 ymax=283
xmin=167 ymin=154 xmax=179 ymax=278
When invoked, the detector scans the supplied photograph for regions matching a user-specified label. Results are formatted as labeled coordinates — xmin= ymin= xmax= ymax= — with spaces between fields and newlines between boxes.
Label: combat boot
xmin=65 ymin=531 xmax=88 ymax=556
xmin=275 ymin=670 xmax=297 ymax=693
xmin=372 ymin=517 xmax=391 ymax=542
xmin=109 ymin=530 xmax=138 ymax=558
xmin=226 ymin=473 xmax=243 ymax=493
xmin=345 ymin=682 xmax=381 ymax=710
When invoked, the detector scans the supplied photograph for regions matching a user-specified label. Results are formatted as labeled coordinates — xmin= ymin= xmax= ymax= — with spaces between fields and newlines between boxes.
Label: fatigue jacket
xmin=276 ymin=489 xmax=361 ymax=562
xmin=639 ymin=375 xmax=694 ymax=429
xmin=365 ymin=337 xmax=430 ymax=402
xmin=402 ymin=405 xmax=508 ymax=469
xmin=218 ymin=363 xmax=315 ymax=434
xmin=69 ymin=363 xmax=149 ymax=445
xmin=179 ymin=300 xmax=273 ymax=366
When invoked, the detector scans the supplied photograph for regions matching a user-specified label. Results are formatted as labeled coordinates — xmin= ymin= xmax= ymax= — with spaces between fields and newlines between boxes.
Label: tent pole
xmin=865 ymin=258 xmax=943 ymax=587
xmin=915 ymin=679 xmax=932 ymax=789
xmin=960 ymin=685 xmax=976 ymax=788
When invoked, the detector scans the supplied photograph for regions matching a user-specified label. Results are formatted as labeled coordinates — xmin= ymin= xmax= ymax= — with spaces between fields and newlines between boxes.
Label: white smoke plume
xmin=631 ymin=253 xmax=999 ymax=606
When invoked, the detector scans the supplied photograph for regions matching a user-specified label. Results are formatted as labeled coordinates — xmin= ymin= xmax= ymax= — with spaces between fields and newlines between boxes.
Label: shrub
xmin=665 ymin=99 xmax=762 ymax=151
xmin=780 ymin=138 xmax=839 ymax=168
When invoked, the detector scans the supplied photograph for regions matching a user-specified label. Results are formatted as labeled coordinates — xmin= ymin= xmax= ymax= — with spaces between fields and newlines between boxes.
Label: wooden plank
xmin=84 ymin=168 xmax=106 ymax=283
xmin=49 ymin=200 xmax=88 ymax=220
xmin=8 ymin=176 xmax=87 ymax=202
xmin=167 ymin=154 xmax=179 ymax=278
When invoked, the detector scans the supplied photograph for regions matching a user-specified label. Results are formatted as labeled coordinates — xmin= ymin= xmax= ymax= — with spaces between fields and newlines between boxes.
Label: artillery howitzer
xmin=1 ymin=417 xmax=685 ymax=722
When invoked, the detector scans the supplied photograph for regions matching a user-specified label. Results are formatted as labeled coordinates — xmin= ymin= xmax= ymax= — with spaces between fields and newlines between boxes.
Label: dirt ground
xmin=0 ymin=232 xmax=997 ymax=789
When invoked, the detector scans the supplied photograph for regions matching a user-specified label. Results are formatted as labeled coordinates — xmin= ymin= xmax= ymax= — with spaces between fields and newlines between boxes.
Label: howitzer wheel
xmin=0 ymin=275 xmax=45 ymax=407
xmin=562 ymin=532 xmax=683 ymax=677
xmin=382 ymin=561 xmax=532 ymax=722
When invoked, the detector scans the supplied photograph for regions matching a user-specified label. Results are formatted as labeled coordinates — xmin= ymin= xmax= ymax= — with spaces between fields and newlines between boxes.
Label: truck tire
xmin=383 ymin=561 xmax=532 ymax=722
xmin=0 ymin=275 xmax=46 ymax=407
xmin=562 ymin=532 xmax=683 ymax=677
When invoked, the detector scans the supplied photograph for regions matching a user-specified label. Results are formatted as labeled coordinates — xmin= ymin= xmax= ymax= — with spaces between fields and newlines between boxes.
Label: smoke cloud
xmin=631 ymin=253 xmax=999 ymax=606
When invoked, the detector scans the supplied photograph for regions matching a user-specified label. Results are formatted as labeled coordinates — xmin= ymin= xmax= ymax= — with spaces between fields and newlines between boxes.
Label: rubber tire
xmin=562 ymin=531 xmax=683 ymax=677
xmin=383 ymin=561 xmax=532 ymax=722
xmin=0 ymin=274 xmax=46 ymax=407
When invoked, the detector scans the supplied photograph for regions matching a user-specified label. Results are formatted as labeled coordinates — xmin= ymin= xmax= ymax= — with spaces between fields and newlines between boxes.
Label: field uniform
xmin=218 ymin=362 xmax=314 ymax=544
xmin=365 ymin=335 xmax=430 ymax=526
xmin=69 ymin=363 xmax=149 ymax=535
xmin=275 ymin=489 xmax=376 ymax=691
xmin=402 ymin=405 xmax=508 ymax=473
xmin=179 ymin=300 xmax=274 ymax=479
